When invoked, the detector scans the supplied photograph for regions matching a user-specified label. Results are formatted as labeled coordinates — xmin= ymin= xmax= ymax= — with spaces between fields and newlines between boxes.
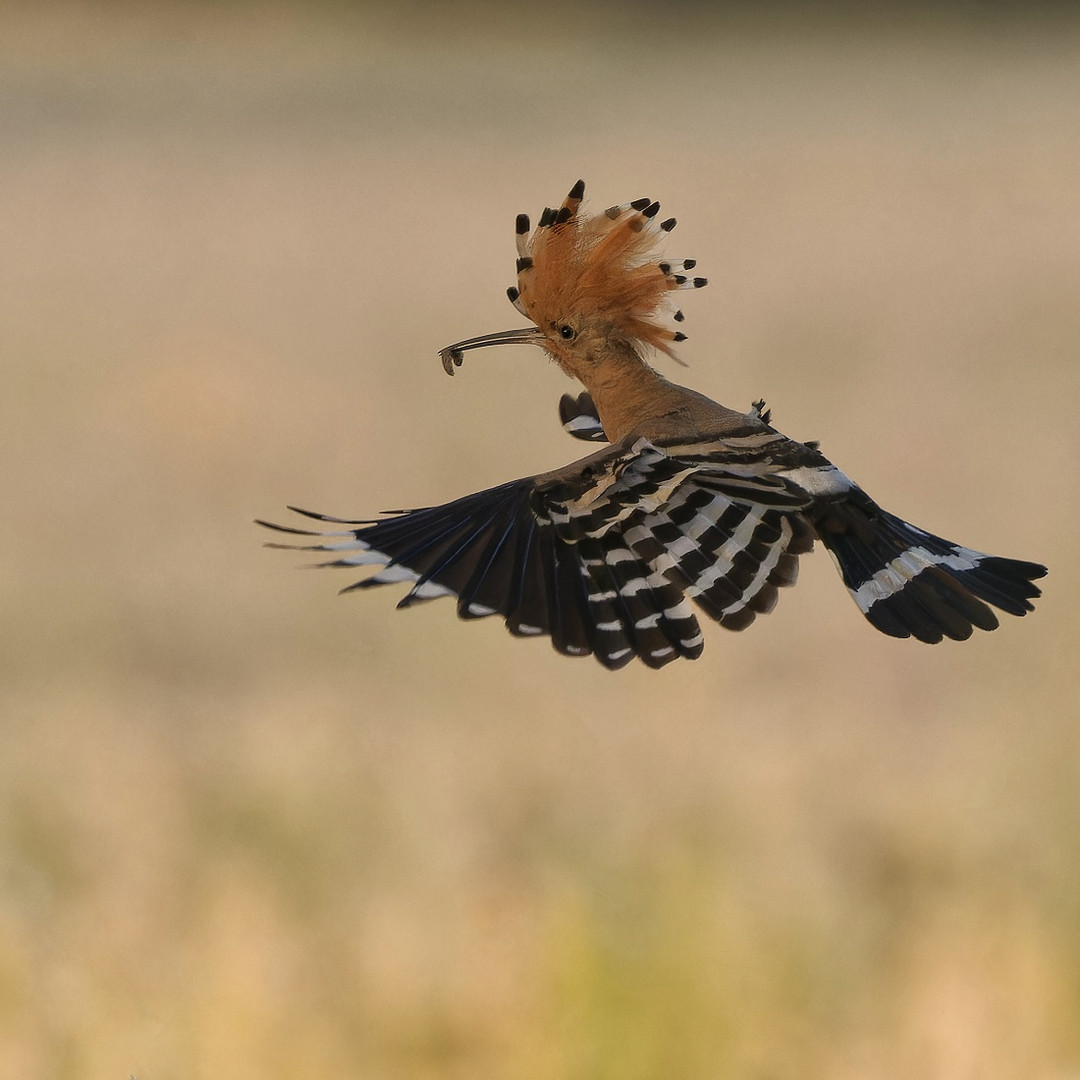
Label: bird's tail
xmin=813 ymin=496 xmax=1046 ymax=642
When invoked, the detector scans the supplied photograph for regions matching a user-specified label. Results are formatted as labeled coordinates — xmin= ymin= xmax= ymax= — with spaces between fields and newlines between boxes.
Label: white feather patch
xmin=852 ymin=545 xmax=982 ymax=611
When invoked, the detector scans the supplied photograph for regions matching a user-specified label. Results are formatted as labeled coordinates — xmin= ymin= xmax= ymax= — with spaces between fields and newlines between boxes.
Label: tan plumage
xmin=442 ymin=181 xmax=726 ymax=444
xmin=517 ymin=187 xmax=688 ymax=362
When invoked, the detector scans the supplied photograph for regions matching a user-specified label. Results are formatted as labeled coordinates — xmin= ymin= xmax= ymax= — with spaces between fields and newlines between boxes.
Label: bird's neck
xmin=567 ymin=345 xmax=683 ymax=443
xmin=568 ymin=341 xmax=752 ymax=444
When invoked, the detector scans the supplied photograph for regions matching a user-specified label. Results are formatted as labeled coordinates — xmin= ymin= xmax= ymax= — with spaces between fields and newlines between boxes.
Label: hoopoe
xmin=258 ymin=180 xmax=1046 ymax=669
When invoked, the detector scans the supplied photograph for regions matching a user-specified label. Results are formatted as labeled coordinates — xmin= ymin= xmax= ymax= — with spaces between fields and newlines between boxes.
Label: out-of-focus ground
xmin=1 ymin=3 xmax=1078 ymax=1077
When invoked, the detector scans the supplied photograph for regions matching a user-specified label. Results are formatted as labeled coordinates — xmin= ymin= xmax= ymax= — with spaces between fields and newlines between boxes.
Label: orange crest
xmin=508 ymin=180 xmax=707 ymax=359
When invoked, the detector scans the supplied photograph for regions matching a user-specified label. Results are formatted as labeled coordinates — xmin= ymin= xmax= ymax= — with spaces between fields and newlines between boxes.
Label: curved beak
xmin=439 ymin=326 xmax=545 ymax=376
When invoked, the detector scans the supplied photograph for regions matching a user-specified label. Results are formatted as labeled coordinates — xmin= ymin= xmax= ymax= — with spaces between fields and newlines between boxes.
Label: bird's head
xmin=439 ymin=180 xmax=707 ymax=383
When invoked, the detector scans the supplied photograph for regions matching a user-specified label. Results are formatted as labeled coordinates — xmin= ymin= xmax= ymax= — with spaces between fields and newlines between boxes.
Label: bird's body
xmin=260 ymin=181 xmax=1045 ymax=668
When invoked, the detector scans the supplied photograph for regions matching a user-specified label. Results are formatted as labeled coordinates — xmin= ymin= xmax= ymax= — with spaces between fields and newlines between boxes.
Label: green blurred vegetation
xmin=1 ymin=2 xmax=1078 ymax=1077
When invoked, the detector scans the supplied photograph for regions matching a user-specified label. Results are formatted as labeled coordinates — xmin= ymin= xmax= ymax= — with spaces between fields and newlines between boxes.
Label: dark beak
xmin=439 ymin=326 xmax=545 ymax=376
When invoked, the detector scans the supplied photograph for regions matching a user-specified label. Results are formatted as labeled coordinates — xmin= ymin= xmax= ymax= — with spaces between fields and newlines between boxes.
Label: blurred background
xmin=2 ymin=2 xmax=1078 ymax=1077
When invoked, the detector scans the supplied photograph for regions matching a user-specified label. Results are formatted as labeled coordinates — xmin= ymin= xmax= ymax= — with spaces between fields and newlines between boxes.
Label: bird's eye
xmin=559 ymin=324 xmax=576 ymax=340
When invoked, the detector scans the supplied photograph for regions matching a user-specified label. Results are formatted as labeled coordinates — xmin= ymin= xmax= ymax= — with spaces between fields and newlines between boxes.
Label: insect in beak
xmin=439 ymin=326 xmax=545 ymax=376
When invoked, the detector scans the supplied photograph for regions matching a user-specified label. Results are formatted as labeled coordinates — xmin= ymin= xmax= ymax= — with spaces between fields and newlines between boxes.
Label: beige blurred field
xmin=2 ymin=3 xmax=1079 ymax=1077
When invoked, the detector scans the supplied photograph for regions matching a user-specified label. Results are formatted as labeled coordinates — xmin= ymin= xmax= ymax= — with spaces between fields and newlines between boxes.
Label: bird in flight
xmin=258 ymin=180 xmax=1045 ymax=669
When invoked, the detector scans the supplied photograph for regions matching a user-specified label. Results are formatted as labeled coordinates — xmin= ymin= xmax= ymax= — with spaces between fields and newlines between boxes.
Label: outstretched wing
xmin=559 ymin=391 xmax=607 ymax=443
xmin=813 ymin=496 xmax=1046 ymax=642
xmin=257 ymin=433 xmax=824 ymax=669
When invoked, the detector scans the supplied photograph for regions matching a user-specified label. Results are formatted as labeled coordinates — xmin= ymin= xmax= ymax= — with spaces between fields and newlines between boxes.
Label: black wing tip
xmin=286 ymin=504 xmax=340 ymax=521
xmin=860 ymin=553 xmax=1045 ymax=644
xmin=979 ymin=556 xmax=1048 ymax=583
xmin=285 ymin=504 xmax=384 ymax=525
xmin=954 ymin=557 xmax=1047 ymax=614
xmin=557 ymin=390 xmax=598 ymax=421
xmin=255 ymin=517 xmax=322 ymax=536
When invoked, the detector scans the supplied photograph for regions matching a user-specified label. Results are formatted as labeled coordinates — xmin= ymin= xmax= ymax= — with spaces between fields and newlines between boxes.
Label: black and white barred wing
xmin=544 ymin=436 xmax=819 ymax=642
xmin=811 ymin=495 xmax=1046 ymax=643
xmin=668 ymin=433 xmax=1047 ymax=645
xmin=559 ymin=391 xmax=607 ymax=442
xmin=256 ymin=436 xmax=819 ymax=669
